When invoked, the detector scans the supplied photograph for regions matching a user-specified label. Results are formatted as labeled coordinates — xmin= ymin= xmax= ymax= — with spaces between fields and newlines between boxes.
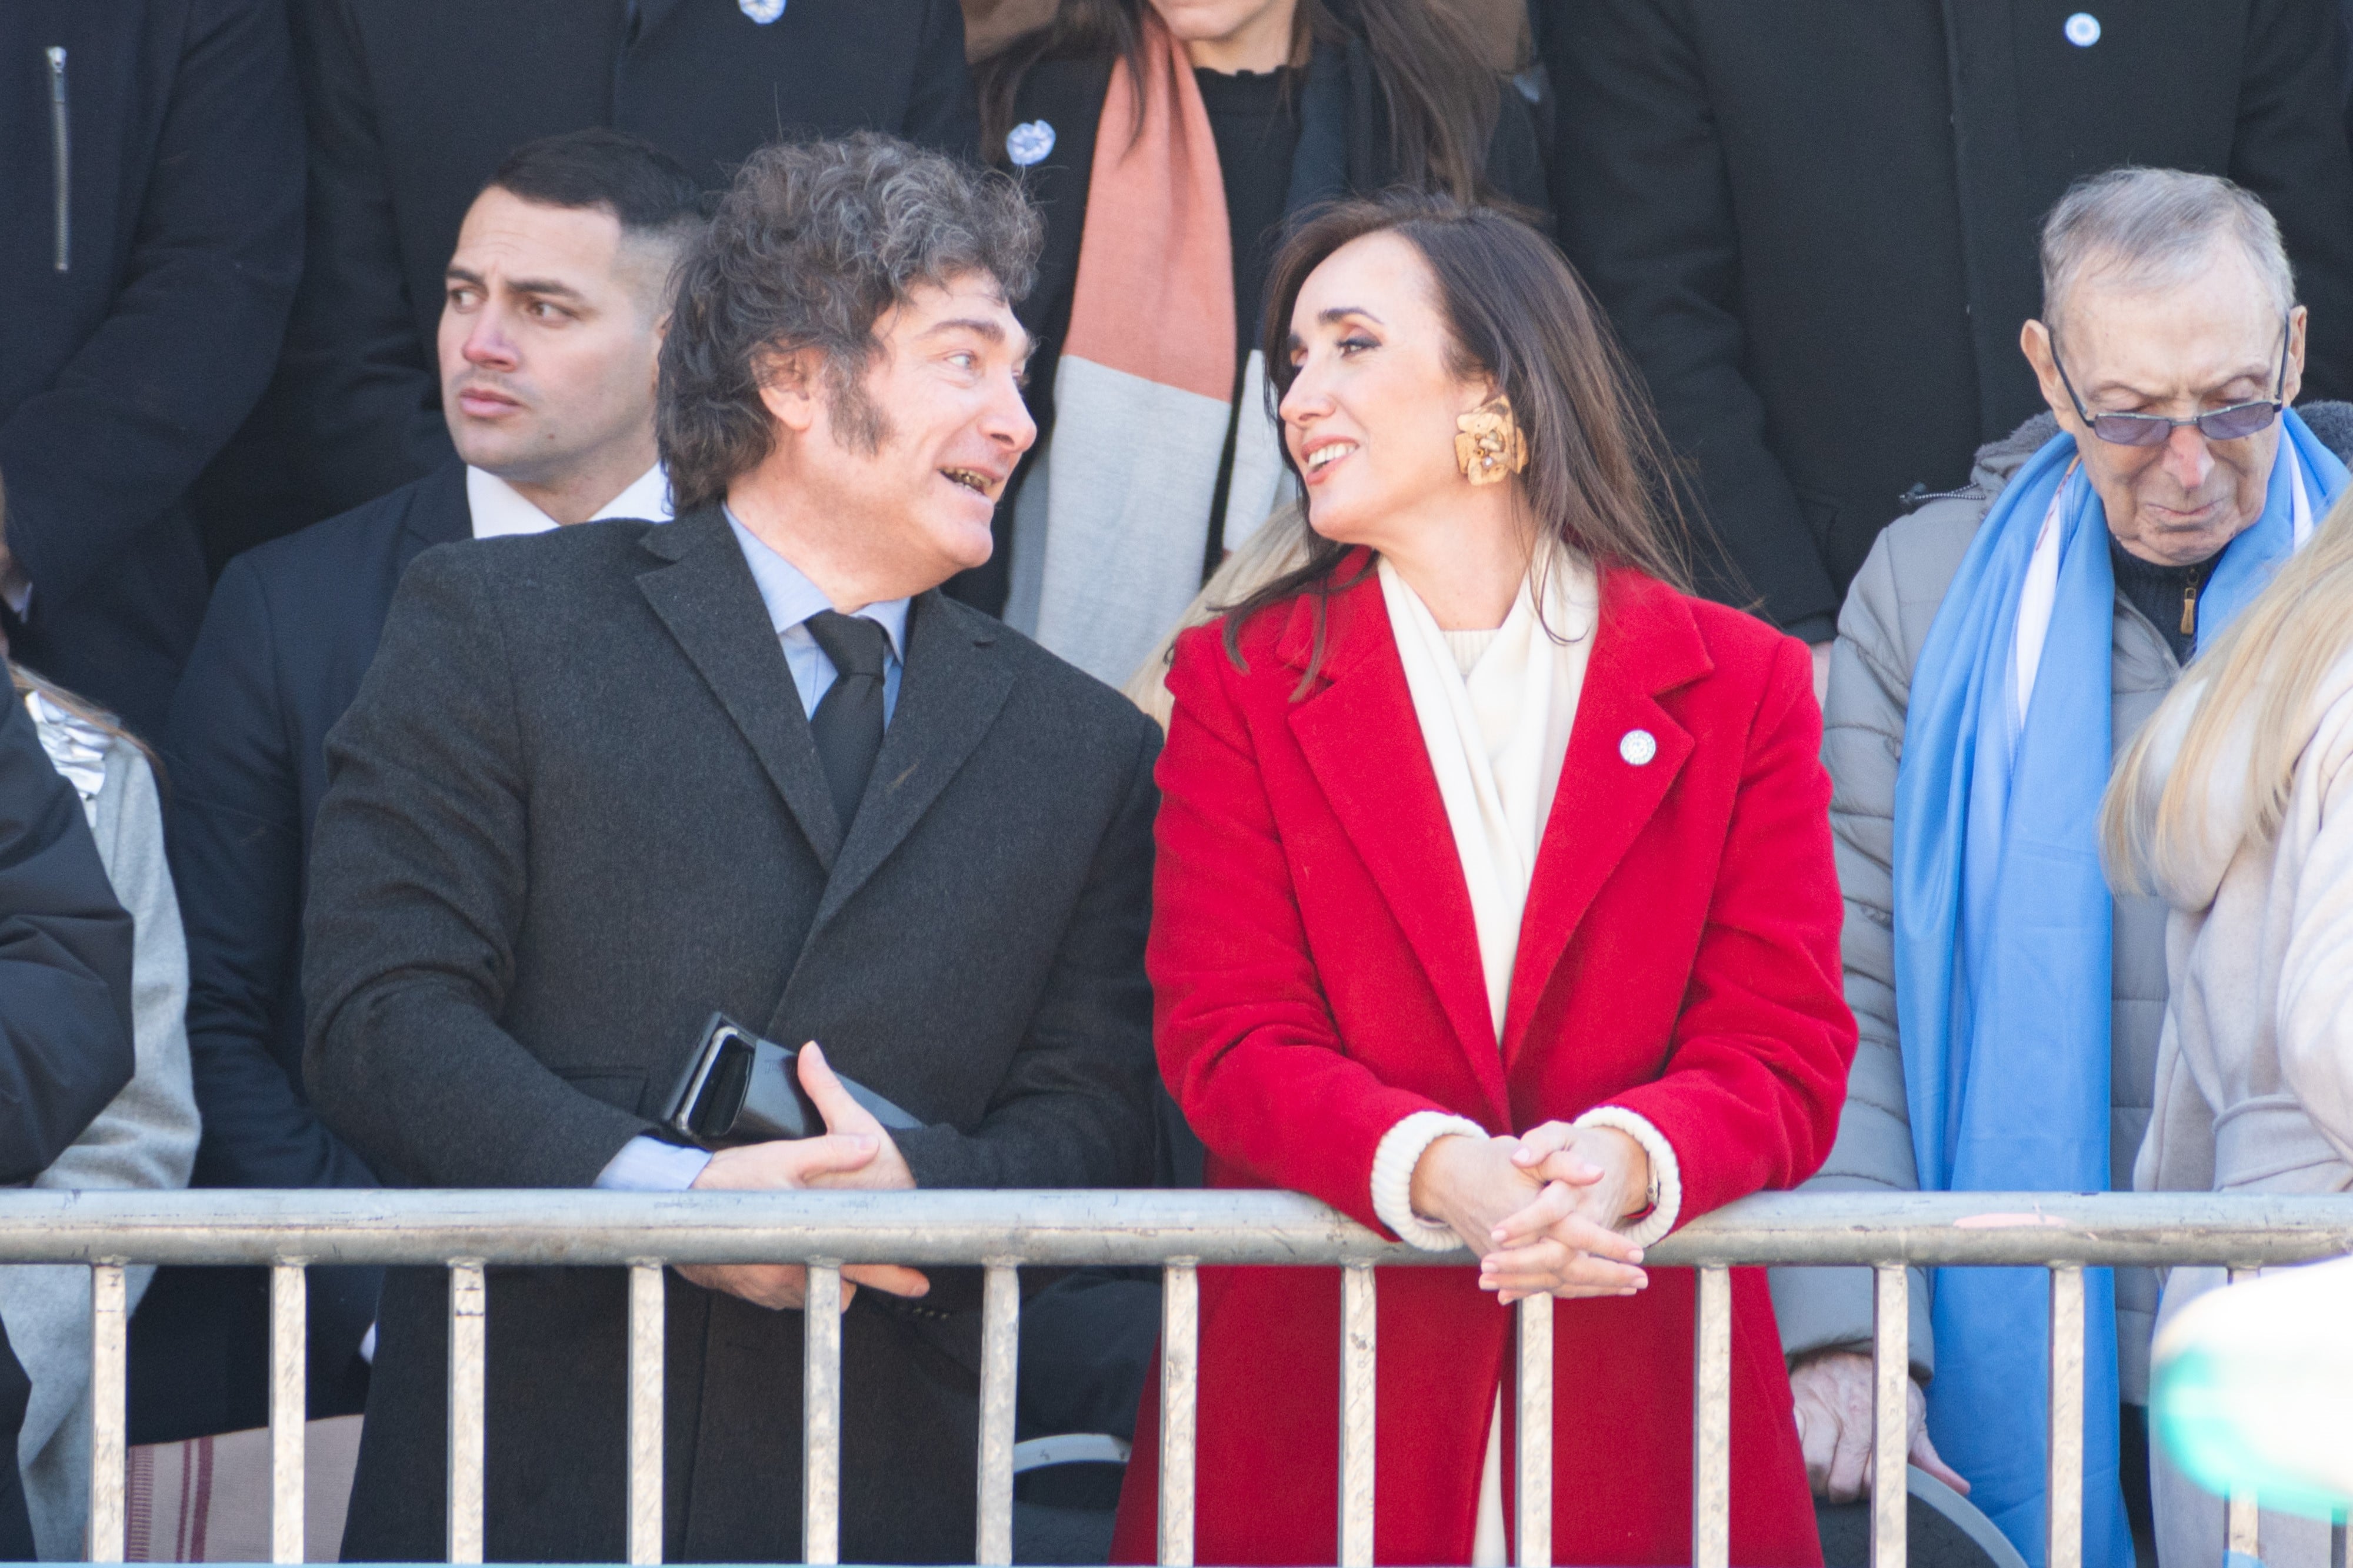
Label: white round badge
xmin=1619 ymin=729 xmax=1658 ymax=767
xmin=2064 ymin=12 xmax=2101 ymax=46
xmin=1005 ymin=121 xmax=1056 ymax=168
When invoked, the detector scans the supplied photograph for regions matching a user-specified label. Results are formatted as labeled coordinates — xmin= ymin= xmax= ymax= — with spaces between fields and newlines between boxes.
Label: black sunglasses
xmin=2051 ymin=313 xmax=2293 ymax=447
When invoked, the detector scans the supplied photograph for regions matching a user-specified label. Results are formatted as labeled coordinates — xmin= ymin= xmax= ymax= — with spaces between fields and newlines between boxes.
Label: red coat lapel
xmin=1501 ymin=569 xmax=1714 ymax=1060
xmin=1277 ymin=568 xmax=1511 ymax=1127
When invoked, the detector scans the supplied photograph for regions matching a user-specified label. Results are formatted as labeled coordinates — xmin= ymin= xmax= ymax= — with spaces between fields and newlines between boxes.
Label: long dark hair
xmin=1223 ymin=193 xmax=1694 ymax=684
xmin=975 ymin=0 xmax=1503 ymax=205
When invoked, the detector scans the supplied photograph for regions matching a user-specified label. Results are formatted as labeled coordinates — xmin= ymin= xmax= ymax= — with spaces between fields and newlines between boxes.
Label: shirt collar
xmin=722 ymin=505 xmax=910 ymax=660
xmin=465 ymin=462 xmax=674 ymax=540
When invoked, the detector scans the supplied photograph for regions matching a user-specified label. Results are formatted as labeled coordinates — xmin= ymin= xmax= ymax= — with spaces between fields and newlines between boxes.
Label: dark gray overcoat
xmin=301 ymin=505 xmax=1161 ymax=1562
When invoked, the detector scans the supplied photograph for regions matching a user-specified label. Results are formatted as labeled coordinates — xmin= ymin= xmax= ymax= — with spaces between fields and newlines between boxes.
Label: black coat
xmin=126 ymin=462 xmax=470 ymax=1445
xmin=0 ymin=656 xmax=138 ymax=1559
xmin=302 ymin=507 xmax=1159 ymax=1562
xmin=203 ymin=0 xmax=978 ymax=559
xmin=947 ymin=41 xmax=1552 ymax=616
xmin=0 ymin=0 xmax=303 ymax=737
xmin=1542 ymin=0 xmax=2353 ymax=640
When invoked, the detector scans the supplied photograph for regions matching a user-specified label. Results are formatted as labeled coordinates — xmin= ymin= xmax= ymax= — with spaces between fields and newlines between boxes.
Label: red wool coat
xmin=1109 ymin=561 xmax=1854 ymax=1567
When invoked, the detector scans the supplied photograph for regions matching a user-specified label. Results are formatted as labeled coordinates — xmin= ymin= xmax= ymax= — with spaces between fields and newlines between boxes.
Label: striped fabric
xmin=1022 ymin=14 xmax=1289 ymax=686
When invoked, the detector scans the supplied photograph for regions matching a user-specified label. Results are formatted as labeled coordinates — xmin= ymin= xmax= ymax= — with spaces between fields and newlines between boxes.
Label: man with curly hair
xmin=302 ymin=134 xmax=1161 ymax=1563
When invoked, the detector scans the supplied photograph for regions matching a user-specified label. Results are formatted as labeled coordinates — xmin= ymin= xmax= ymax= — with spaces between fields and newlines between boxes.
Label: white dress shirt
xmin=465 ymin=461 xmax=672 ymax=538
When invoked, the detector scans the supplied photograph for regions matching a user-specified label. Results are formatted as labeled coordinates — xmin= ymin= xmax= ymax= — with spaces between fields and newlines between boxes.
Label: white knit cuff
xmin=1371 ymin=1111 xmax=1489 ymax=1250
xmin=1571 ymin=1106 xmax=1682 ymax=1247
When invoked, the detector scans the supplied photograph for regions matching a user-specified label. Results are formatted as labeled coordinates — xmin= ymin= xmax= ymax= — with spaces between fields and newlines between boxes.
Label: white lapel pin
xmin=1006 ymin=121 xmax=1056 ymax=168
xmin=740 ymin=0 xmax=785 ymax=23
xmin=1619 ymin=729 xmax=1658 ymax=766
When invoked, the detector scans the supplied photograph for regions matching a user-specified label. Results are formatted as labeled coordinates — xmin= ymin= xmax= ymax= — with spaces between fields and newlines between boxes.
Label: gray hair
xmin=2041 ymin=167 xmax=2295 ymax=343
xmin=658 ymin=134 xmax=1043 ymax=513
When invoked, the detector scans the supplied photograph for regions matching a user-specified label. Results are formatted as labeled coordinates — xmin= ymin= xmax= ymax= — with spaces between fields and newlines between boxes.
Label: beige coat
xmin=2131 ymin=649 xmax=2353 ymax=1568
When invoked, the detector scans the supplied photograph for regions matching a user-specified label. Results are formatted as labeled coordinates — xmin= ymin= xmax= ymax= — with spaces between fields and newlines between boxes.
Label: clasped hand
xmin=679 ymin=1042 xmax=930 ymax=1312
xmin=1408 ymin=1123 xmax=1652 ymax=1303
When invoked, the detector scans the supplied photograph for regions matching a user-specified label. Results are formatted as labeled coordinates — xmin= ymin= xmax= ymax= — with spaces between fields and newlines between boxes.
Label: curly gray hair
xmin=657 ymin=134 xmax=1043 ymax=513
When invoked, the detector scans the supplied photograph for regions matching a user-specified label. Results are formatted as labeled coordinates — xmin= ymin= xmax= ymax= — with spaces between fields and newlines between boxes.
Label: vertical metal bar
xmin=88 ymin=1263 xmax=127 ymax=1563
xmin=976 ymin=1264 xmax=1021 ymax=1567
xmin=2225 ymin=1266 xmax=2259 ymax=1560
xmin=802 ymin=1263 xmax=844 ymax=1567
xmin=1337 ymin=1263 xmax=1377 ymax=1568
xmin=1514 ymin=1292 xmax=1554 ymax=1568
xmin=2047 ymin=1266 xmax=2085 ymax=1568
xmin=2328 ymin=1508 xmax=2345 ymax=1568
xmin=1159 ymin=1262 xmax=1199 ymax=1568
xmin=628 ymin=1263 xmax=665 ymax=1566
xmin=1692 ymin=1267 xmax=1732 ymax=1568
xmin=271 ymin=1263 xmax=308 ymax=1563
xmin=1872 ymin=1265 xmax=1909 ymax=1568
xmin=448 ymin=1263 xmax=488 ymax=1565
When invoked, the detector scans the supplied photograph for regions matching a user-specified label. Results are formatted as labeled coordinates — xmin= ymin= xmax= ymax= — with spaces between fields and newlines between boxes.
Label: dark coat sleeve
xmin=301 ymin=548 xmax=651 ymax=1189
xmin=2229 ymin=0 xmax=2353 ymax=402
xmin=277 ymin=0 xmax=455 ymax=522
xmin=0 ymin=0 xmax=303 ymax=610
xmin=165 ymin=558 xmax=377 ymax=1191
xmin=898 ymin=0 xmax=982 ymax=158
xmin=894 ymin=719 xmax=1160 ymax=1193
xmin=0 ymin=662 xmax=135 ymax=1183
xmin=1542 ymin=0 xmax=1841 ymax=639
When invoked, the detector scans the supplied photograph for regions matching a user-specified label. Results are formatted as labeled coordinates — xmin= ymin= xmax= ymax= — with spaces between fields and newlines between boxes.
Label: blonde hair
xmin=2103 ymin=486 xmax=2353 ymax=890
xmin=1121 ymin=503 xmax=1314 ymax=729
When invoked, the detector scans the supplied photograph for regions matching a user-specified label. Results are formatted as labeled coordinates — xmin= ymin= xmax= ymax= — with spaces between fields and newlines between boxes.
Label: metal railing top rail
xmin=0 ymin=1187 xmax=2349 ymax=1269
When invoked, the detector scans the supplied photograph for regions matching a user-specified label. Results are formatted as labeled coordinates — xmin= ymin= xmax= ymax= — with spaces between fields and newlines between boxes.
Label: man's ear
xmin=756 ymin=346 xmax=823 ymax=434
xmin=2020 ymin=318 xmax=2077 ymax=432
xmin=2282 ymin=304 xmax=2309 ymax=409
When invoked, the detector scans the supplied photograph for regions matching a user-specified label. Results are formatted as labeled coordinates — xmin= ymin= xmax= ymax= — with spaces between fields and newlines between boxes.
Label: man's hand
xmin=1788 ymin=1349 xmax=1971 ymax=1502
xmin=1409 ymin=1132 xmax=1648 ymax=1303
xmin=676 ymin=1042 xmax=929 ymax=1311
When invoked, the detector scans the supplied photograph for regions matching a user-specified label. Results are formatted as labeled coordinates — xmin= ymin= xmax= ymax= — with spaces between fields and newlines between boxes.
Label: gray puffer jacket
xmin=1768 ymin=403 xmax=2353 ymax=1404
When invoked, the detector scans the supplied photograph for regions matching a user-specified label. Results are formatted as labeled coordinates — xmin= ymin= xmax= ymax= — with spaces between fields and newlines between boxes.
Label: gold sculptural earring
xmin=1455 ymin=395 xmax=1529 ymax=486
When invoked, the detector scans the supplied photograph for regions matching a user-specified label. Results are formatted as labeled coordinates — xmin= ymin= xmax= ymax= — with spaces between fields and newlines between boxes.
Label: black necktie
xmin=804 ymin=610 xmax=890 ymax=830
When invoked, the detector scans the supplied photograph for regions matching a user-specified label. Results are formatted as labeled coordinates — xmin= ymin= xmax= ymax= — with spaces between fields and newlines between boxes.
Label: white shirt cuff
xmin=1371 ymin=1111 xmax=1489 ymax=1250
xmin=1571 ymin=1106 xmax=1681 ymax=1247
xmin=595 ymin=1134 xmax=714 ymax=1192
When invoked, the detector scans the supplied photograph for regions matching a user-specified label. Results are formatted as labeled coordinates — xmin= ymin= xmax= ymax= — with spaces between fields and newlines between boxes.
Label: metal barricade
xmin=3 ymin=1187 xmax=2349 ymax=1567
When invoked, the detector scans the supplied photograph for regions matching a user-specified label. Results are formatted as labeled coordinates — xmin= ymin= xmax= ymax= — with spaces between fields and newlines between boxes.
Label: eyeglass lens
xmin=2089 ymin=402 xmax=2281 ymax=446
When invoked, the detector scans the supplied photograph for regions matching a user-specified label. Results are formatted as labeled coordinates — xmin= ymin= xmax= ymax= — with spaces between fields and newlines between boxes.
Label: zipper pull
xmin=2182 ymin=568 xmax=2201 ymax=639
xmin=47 ymin=46 xmax=69 ymax=274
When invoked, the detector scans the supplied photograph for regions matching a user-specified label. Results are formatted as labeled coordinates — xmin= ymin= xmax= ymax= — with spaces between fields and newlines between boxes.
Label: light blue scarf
xmin=1890 ymin=409 xmax=2344 ymax=1568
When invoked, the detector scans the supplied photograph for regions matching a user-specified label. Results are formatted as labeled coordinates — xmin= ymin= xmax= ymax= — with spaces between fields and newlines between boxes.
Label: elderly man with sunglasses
xmin=1772 ymin=166 xmax=2353 ymax=1567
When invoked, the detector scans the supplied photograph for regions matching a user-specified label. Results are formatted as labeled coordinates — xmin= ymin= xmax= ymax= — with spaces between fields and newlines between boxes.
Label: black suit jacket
xmin=0 ymin=0 xmax=303 ymax=735
xmin=1543 ymin=0 xmax=2353 ymax=639
xmin=303 ymin=506 xmax=1159 ymax=1562
xmin=0 ymin=656 xmax=137 ymax=1559
xmin=127 ymin=462 xmax=470 ymax=1444
xmin=199 ymin=0 xmax=978 ymax=558
xmin=946 ymin=38 xmax=1552 ymax=616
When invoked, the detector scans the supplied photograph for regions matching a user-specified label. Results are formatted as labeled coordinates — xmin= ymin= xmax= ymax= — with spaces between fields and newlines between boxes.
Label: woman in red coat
xmin=1109 ymin=195 xmax=1855 ymax=1566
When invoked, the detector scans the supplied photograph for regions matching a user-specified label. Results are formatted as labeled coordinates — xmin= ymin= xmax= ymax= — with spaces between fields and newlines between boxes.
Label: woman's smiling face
xmin=1278 ymin=231 xmax=1495 ymax=555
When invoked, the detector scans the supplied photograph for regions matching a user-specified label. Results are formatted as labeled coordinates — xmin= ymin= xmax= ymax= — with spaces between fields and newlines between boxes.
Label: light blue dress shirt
xmin=725 ymin=506 xmax=909 ymax=722
xmin=594 ymin=510 xmax=916 ymax=1194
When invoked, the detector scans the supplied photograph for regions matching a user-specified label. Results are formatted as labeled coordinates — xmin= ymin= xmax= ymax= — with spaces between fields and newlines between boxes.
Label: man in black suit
xmin=0 ymin=0 xmax=301 ymax=735
xmin=1540 ymin=0 xmax=2353 ymax=680
xmin=133 ymin=129 xmax=700 ymax=1449
xmin=303 ymin=134 xmax=1159 ymax=1562
xmin=197 ymin=0 xmax=979 ymax=562
xmin=0 ymin=654 xmax=137 ymax=1560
